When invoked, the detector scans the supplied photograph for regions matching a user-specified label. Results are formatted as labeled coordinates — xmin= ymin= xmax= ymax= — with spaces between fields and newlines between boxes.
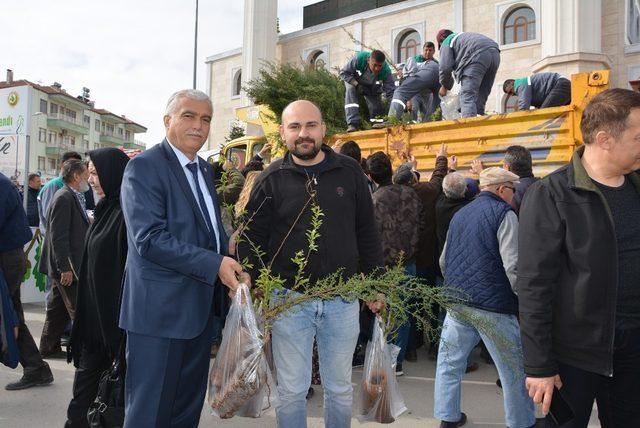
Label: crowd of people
xmin=0 ymin=85 xmax=639 ymax=428
xmin=340 ymin=28 xmax=573 ymax=131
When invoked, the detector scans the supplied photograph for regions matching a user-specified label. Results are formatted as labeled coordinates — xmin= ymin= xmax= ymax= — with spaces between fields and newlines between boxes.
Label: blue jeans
xmin=392 ymin=263 xmax=416 ymax=365
xmin=271 ymin=290 xmax=360 ymax=428
xmin=434 ymin=306 xmax=535 ymax=428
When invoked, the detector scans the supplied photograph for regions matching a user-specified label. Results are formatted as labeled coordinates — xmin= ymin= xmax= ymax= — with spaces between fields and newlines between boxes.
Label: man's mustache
xmin=295 ymin=137 xmax=316 ymax=145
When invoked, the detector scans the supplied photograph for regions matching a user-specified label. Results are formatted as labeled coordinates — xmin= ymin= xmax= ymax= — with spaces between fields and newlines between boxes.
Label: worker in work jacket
xmin=503 ymin=72 xmax=572 ymax=111
xmin=340 ymin=50 xmax=396 ymax=132
xmin=401 ymin=42 xmax=440 ymax=122
xmin=389 ymin=59 xmax=441 ymax=122
xmin=436 ymin=29 xmax=501 ymax=118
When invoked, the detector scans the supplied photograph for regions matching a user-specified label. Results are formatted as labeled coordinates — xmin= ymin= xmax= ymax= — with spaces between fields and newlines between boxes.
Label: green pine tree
xmin=225 ymin=123 xmax=246 ymax=142
xmin=244 ymin=62 xmax=346 ymax=136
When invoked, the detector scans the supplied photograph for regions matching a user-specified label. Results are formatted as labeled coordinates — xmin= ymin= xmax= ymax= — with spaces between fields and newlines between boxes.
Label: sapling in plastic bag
xmin=207 ymin=283 xmax=275 ymax=419
xmin=358 ymin=317 xmax=407 ymax=423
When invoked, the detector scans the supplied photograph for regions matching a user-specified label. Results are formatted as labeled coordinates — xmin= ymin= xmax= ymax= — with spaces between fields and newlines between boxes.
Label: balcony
xmin=47 ymin=112 xmax=88 ymax=134
xmin=99 ymin=130 xmax=126 ymax=146
xmin=46 ymin=136 xmax=79 ymax=156
xmin=46 ymin=145 xmax=62 ymax=156
xmin=123 ymin=140 xmax=146 ymax=151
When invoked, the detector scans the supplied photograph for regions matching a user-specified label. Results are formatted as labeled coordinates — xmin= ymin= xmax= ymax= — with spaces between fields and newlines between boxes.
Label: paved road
xmin=1 ymin=304 xmax=601 ymax=427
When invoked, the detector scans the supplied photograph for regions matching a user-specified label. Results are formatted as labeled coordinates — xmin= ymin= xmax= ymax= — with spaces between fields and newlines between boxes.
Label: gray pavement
xmin=1 ymin=303 xmax=600 ymax=427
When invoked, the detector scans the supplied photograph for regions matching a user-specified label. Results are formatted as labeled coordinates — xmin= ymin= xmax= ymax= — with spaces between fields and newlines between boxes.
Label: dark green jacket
xmin=517 ymin=145 xmax=640 ymax=377
xmin=339 ymin=51 xmax=396 ymax=98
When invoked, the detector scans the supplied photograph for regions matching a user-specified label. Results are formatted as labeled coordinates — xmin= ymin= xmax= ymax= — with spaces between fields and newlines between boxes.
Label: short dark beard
xmin=290 ymin=137 xmax=321 ymax=160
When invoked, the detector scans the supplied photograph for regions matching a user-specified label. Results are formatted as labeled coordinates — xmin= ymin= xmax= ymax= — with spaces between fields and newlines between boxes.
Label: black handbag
xmin=87 ymin=335 xmax=126 ymax=428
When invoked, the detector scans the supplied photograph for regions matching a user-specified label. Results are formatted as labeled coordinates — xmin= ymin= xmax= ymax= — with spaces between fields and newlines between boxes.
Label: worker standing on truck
xmin=436 ymin=29 xmax=501 ymax=118
xmin=503 ymin=72 xmax=572 ymax=111
xmin=340 ymin=50 xmax=396 ymax=133
xmin=389 ymin=56 xmax=441 ymax=122
xmin=401 ymin=41 xmax=440 ymax=122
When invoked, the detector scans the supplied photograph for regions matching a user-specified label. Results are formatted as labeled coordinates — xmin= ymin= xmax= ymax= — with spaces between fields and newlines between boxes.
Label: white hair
xmin=442 ymin=172 xmax=467 ymax=199
xmin=165 ymin=89 xmax=212 ymax=116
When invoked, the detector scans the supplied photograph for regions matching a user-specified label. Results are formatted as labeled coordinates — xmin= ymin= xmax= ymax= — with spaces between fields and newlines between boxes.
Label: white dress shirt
xmin=168 ymin=139 xmax=221 ymax=252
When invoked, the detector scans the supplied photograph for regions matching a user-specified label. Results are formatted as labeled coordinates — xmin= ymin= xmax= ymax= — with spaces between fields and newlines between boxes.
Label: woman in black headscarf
xmin=65 ymin=148 xmax=130 ymax=428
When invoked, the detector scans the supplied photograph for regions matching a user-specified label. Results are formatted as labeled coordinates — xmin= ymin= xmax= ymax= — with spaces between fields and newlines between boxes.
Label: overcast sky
xmin=3 ymin=0 xmax=318 ymax=146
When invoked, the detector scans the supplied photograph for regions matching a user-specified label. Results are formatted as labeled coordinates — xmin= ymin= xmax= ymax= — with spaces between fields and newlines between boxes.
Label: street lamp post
xmin=193 ymin=0 xmax=199 ymax=89
xmin=23 ymin=112 xmax=44 ymax=210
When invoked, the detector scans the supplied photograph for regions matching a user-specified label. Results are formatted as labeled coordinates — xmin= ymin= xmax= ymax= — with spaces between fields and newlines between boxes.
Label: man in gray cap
xmin=434 ymin=167 xmax=535 ymax=428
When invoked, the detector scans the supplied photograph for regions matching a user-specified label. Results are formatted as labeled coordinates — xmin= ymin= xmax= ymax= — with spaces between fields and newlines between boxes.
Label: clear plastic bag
xmin=440 ymin=81 xmax=461 ymax=120
xmin=207 ymin=284 xmax=275 ymax=419
xmin=357 ymin=317 xmax=407 ymax=424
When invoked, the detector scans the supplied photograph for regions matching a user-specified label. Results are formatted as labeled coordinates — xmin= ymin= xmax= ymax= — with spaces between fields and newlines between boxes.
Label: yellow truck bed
xmin=222 ymin=70 xmax=609 ymax=178
xmin=328 ymin=70 xmax=610 ymax=177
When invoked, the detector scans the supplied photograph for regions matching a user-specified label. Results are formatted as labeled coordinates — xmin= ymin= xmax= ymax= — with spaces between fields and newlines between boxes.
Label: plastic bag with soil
xmin=207 ymin=284 xmax=275 ymax=419
xmin=357 ymin=317 xmax=407 ymax=424
xmin=440 ymin=81 xmax=461 ymax=120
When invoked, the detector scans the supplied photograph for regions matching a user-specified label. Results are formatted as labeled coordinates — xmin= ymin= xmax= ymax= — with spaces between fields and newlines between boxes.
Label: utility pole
xmin=193 ymin=0 xmax=199 ymax=89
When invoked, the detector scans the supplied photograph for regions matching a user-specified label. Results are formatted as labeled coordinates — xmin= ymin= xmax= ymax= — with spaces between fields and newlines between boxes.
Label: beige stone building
xmin=205 ymin=0 xmax=640 ymax=151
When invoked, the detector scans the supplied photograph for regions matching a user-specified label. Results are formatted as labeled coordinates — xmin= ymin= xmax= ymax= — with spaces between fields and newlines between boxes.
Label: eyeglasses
xmin=501 ymin=185 xmax=516 ymax=192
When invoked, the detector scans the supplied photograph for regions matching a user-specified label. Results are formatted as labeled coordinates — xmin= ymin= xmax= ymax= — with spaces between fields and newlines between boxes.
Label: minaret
xmin=241 ymin=0 xmax=277 ymax=108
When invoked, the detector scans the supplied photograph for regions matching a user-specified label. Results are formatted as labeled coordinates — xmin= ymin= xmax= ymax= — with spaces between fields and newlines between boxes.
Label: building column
xmin=453 ymin=0 xmax=463 ymax=33
xmin=534 ymin=0 xmax=611 ymax=75
xmin=241 ymin=0 xmax=278 ymax=112
xmin=353 ymin=19 xmax=363 ymax=51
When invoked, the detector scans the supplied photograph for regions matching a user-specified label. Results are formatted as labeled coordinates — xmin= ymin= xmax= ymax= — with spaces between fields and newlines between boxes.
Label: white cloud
xmin=3 ymin=0 xmax=317 ymax=146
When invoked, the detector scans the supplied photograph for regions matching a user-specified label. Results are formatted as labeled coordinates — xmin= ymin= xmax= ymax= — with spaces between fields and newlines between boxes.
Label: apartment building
xmin=0 ymin=70 xmax=146 ymax=181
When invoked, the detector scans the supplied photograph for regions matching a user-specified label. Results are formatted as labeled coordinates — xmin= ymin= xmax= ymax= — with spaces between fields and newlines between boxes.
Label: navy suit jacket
xmin=0 ymin=172 xmax=32 ymax=252
xmin=119 ymin=139 xmax=229 ymax=339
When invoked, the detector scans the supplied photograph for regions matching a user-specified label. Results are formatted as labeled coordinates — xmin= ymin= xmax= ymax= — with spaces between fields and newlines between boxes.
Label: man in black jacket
xmin=368 ymin=152 xmax=422 ymax=375
xmin=26 ymin=173 xmax=41 ymax=227
xmin=502 ymin=145 xmax=538 ymax=213
xmin=239 ymin=100 xmax=383 ymax=427
xmin=518 ymin=88 xmax=640 ymax=426
xmin=435 ymin=172 xmax=469 ymax=263
xmin=38 ymin=159 xmax=90 ymax=358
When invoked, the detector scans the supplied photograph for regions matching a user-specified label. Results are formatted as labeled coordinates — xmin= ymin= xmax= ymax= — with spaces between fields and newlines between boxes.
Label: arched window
xmin=232 ymin=69 xmax=242 ymax=97
xmin=628 ymin=0 xmax=640 ymax=45
xmin=397 ymin=30 xmax=421 ymax=64
xmin=309 ymin=50 xmax=327 ymax=70
xmin=503 ymin=6 xmax=536 ymax=44
xmin=503 ymin=94 xmax=519 ymax=113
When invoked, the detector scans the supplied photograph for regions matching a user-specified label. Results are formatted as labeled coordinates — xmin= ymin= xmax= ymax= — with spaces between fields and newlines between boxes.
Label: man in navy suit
xmin=119 ymin=89 xmax=246 ymax=427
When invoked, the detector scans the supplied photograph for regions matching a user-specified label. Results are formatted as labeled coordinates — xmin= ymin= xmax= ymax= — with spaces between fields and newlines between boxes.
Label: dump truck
xmin=218 ymin=70 xmax=610 ymax=177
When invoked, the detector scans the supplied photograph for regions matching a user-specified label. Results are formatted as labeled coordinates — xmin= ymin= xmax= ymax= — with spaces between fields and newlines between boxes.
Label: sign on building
xmin=0 ymin=86 xmax=31 ymax=178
